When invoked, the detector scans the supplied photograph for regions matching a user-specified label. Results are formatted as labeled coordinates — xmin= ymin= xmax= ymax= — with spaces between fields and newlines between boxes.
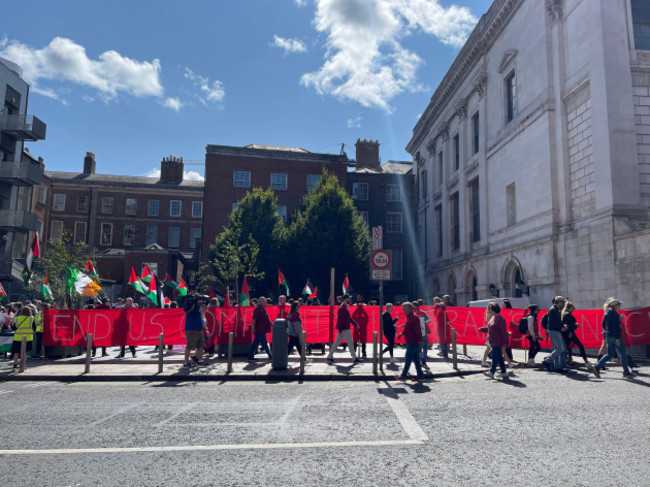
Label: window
xmin=632 ymin=0 xmax=650 ymax=50
xmin=51 ymin=221 xmax=63 ymax=243
xmin=472 ymin=112 xmax=480 ymax=154
xmin=74 ymin=222 xmax=87 ymax=243
xmin=435 ymin=204 xmax=443 ymax=256
xmin=505 ymin=71 xmax=517 ymax=122
xmin=145 ymin=225 xmax=158 ymax=246
xmin=507 ymin=183 xmax=516 ymax=226
xmin=100 ymin=223 xmax=113 ymax=246
xmin=352 ymin=182 xmax=369 ymax=201
xmin=386 ymin=184 xmax=401 ymax=202
xmin=277 ymin=205 xmax=287 ymax=223
xmin=470 ymin=179 xmax=481 ymax=242
xmin=307 ymin=174 xmax=321 ymax=192
xmin=53 ymin=193 xmax=65 ymax=212
xmin=168 ymin=226 xmax=180 ymax=248
xmin=391 ymin=248 xmax=403 ymax=281
xmin=101 ymin=197 xmax=114 ymax=215
xmin=148 ymin=199 xmax=159 ymax=217
xmin=37 ymin=221 xmax=43 ymax=243
xmin=359 ymin=211 xmax=369 ymax=225
xmin=451 ymin=192 xmax=460 ymax=250
xmin=438 ymin=152 xmax=444 ymax=187
xmin=123 ymin=224 xmax=136 ymax=246
xmin=192 ymin=201 xmax=203 ymax=218
xmin=125 ymin=198 xmax=137 ymax=216
xmin=76 ymin=196 xmax=89 ymax=213
xmin=233 ymin=170 xmax=251 ymax=188
xmin=170 ymin=200 xmax=181 ymax=217
xmin=420 ymin=170 xmax=428 ymax=200
xmin=386 ymin=212 xmax=402 ymax=233
xmin=453 ymin=134 xmax=460 ymax=171
xmin=270 ymin=172 xmax=288 ymax=190
xmin=190 ymin=227 xmax=202 ymax=248
xmin=38 ymin=187 xmax=47 ymax=205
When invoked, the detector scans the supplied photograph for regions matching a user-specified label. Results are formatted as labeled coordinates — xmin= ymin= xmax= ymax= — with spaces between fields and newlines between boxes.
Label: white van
xmin=465 ymin=297 xmax=530 ymax=309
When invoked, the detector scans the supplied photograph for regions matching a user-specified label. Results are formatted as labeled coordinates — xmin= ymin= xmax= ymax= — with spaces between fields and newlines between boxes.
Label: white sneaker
xmin=481 ymin=361 xmax=489 ymax=367
xmin=483 ymin=371 xmax=494 ymax=379
xmin=390 ymin=358 xmax=396 ymax=364
xmin=527 ymin=359 xmax=536 ymax=366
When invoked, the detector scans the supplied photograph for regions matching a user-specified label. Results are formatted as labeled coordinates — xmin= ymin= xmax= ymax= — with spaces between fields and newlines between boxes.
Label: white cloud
xmin=184 ymin=68 xmax=225 ymax=106
xmin=347 ymin=116 xmax=362 ymax=128
xmin=271 ymin=35 xmax=308 ymax=54
xmin=162 ymin=96 xmax=184 ymax=111
xmin=294 ymin=0 xmax=307 ymax=6
xmin=0 ymin=36 xmax=163 ymax=103
xmin=145 ymin=168 xmax=205 ymax=181
xmin=300 ymin=0 xmax=477 ymax=111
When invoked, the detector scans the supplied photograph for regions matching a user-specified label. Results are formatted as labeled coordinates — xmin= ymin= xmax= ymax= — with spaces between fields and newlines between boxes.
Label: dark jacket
xmin=488 ymin=314 xmax=508 ymax=348
xmin=382 ymin=311 xmax=398 ymax=338
xmin=602 ymin=309 xmax=622 ymax=339
xmin=561 ymin=313 xmax=578 ymax=336
xmin=547 ymin=305 xmax=563 ymax=332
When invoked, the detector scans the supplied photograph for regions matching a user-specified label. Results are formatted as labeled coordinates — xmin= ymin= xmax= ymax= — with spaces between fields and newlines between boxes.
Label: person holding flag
xmin=22 ymin=233 xmax=40 ymax=285
xmin=278 ymin=268 xmax=290 ymax=297
xmin=342 ymin=275 xmax=350 ymax=295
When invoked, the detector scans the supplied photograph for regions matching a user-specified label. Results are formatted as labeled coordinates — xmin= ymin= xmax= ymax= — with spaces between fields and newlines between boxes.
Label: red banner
xmin=43 ymin=306 xmax=650 ymax=348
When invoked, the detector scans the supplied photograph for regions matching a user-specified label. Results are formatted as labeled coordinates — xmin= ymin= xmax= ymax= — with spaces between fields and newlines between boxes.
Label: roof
xmin=244 ymin=144 xmax=309 ymax=153
xmin=45 ymin=171 xmax=204 ymax=190
xmin=206 ymin=143 xmax=349 ymax=164
xmin=353 ymin=160 xmax=412 ymax=175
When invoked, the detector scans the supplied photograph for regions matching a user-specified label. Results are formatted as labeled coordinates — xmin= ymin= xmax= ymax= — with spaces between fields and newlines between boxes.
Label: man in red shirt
xmin=396 ymin=302 xmax=424 ymax=383
xmin=327 ymin=294 xmax=361 ymax=364
xmin=247 ymin=297 xmax=272 ymax=361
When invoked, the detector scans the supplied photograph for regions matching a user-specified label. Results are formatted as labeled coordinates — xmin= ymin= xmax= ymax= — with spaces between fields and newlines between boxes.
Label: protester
xmin=593 ymin=299 xmax=634 ymax=378
xmin=523 ymin=304 xmax=541 ymax=366
xmin=413 ymin=302 xmax=431 ymax=367
xmin=481 ymin=304 xmax=495 ymax=367
xmin=117 ymin=298 xmax=137 ymax=358
xmin=0 ymin=305 xmax=11 ymax=331
xmin=278 ymin=295 xmax=289 ymax=320
xmin=11 ymin=305 xmax=34 ymax=370
xmin=352 ymin=295 xmax=369 ymax=359
xmin=247 ymin=297 xmax=272 ymax=361
xmin=443 ymin=294 xmax=455 ymax=307
xmin=287 ymin=301 xmax=302 ymax=354
xmin=92 ymin=298 xmax=110 ymax=357
xmin=183 ymin=290 xmax=206 ymax=367
xmin=395 ymin=302 xmax=424 ymax=383
xmin=542 ymin=296 xmax=568 ymax=373
xmin=382 ymin=303 xmax=398 ymax=363
xmin=561 ymin=301 xmax=590 ymax=367
xmin=432 ymin=296 xmax=451 ymax=360
xmin=484 ymin=302 xmax=510 ymax=379
xmin=327 ymin=294 xmax=361 ymax=364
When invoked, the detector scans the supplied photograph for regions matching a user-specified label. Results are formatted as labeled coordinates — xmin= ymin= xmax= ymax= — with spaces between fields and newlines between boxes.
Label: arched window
xmin=447 ymin=274 xmax=457 ymax=305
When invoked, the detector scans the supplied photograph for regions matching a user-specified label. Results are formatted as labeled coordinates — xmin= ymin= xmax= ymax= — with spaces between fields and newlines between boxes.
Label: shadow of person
xmin=497 ymin=376 xmax=527 ymax=388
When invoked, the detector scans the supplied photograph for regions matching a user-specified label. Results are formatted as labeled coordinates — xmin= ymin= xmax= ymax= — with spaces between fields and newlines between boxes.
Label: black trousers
xmin=119 ymin=346 xmax=136 ymax=357
xmin=288 ymin=335 xmax=301 ymax=354
xmin=563 ymin=334 xmax=587 ymax=362
xmin=382 ymin=334 xmax=395 ymax=358
xmin=528 ymin=337 xmax=541 ymax=360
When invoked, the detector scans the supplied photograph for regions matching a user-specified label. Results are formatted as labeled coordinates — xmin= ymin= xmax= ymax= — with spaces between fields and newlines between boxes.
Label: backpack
xmin=541 ymin=313 xmax=549 ymax=330
xmin=518 ymin=316 xmax=528 ymax=335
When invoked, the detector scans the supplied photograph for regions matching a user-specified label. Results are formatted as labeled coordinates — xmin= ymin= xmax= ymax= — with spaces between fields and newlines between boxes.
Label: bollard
xmin=84 ymin=334 xmax=93 ymax=374
xmin=463 ymin=344 xmax=467 ymax=356
xmin=299 ymin=331 xmax=307 ymax=375
xmin=372 ymin=332 xmax=378 ymax=376
xmin=19 ymin=336 xmax=27 ymax=373
xmin=227 ymin=332 xmax=234 ymax=374
xmin=452 ymin=329 xmax=458 ymax=370
xmin=158 ymin=334 xmax=164 ymax=373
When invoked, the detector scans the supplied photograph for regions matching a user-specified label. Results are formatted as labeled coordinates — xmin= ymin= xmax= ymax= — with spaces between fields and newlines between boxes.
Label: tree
xmin=209 ymin=227 xmax=262 ymax=298
xmin=286 ymin=171 xmax=371 ymax=298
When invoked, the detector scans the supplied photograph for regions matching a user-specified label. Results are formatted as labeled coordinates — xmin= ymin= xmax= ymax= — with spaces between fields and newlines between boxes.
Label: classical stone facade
xmin=406 ymin=0 xmax=650 ymax=309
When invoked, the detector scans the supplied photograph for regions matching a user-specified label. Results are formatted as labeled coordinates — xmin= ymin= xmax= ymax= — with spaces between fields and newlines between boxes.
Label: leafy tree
xmin=209 ymin=227 xmax=262 ymax=298
xmin=286 ymin=171 xmax=370 ymax=298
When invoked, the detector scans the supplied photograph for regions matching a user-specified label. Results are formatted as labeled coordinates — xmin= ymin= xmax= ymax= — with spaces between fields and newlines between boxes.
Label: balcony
xmin=0 ymin=258 xmax=26 ymax=281
xmin=0 ymin=160 xmax=43 ymax=185
xmin=0 ymin=210 xmax=38 ymax=231
xmin=0 ymin=114 xmax=47 ymax=141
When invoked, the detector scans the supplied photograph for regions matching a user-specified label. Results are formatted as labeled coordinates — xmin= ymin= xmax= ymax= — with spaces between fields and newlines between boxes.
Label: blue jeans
xmin=547 ymin=330 xmax=567 ymax=371
xmin=490 ymin=345 xmax=506 ymax=374
xmin=400 ymin=343 xmax=423 ymax=379
xmin=421 ymin=335 xmax=428 ymax=364
xmin=248 ymin=333 xmax=272 ymax=360
xmin=596 ymin=335 xmax=630 ymax=374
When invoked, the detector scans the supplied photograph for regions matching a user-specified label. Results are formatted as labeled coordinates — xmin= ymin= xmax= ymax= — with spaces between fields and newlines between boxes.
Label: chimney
xmin=83 ymin=152 xmax=96 ymax=175
xmin=355 ymin=139 xmax=380 ymax=170
xmin=160 ymin=155 xmax=184 ymax=183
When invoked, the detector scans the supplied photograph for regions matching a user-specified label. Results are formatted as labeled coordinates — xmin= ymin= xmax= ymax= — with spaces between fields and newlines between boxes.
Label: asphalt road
xmin=0 ymin=367 xmax=649 ymax=487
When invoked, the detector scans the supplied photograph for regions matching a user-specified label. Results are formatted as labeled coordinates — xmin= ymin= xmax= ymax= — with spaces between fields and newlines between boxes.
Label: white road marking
xmin=90 ymin=403 xmax=144 ymax=426
xmin=384 ymin=392 xmax=429 ymax=442
xmin=0 ymin=390 xmax=13 ymax=395
xmin=0 ymin=439 xmax=423 ymax=455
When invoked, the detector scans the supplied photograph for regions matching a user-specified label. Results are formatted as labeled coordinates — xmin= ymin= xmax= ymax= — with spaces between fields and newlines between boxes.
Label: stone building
xmin=406 ymin=0 xmax=650 ymax=309
xmin=0 ymin=57 xmax=46 ymax=296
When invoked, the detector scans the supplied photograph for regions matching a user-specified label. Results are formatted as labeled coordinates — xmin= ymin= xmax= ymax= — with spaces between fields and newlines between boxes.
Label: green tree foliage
xmin=287 ymin=171 xmax=370 ymax=298
xmin=209 ymin=226 xmax=263 ymax=297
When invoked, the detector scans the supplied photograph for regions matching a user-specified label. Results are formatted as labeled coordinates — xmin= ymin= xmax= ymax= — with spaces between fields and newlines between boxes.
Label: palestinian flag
xmin=302 ymin=279 xmax=314 ymax=296
xmin=164 ymin=273 xmax=179 ymax=290
xmin=309 ymin=286 xmax=318 ymax=299
xmin=128 ymin=267 xmax=148 ymax=295
xmin=172 ymin=279 xmax=188 ymax=299
xmin=41 ymin=275 xmax=53 ymax=301
xmin=342 ymin=275 xmax=350 ymax=295
xmin=67 ymin=267 xmax=101 ymax=296
xmin=22 ymin=233 xmax=40 ymax=285
xmin=0 ymin=282 xmax=7 ymax=302
xmin=145 ymin=273 xmax=160 ymax=307
xmin=239 ymin=275 xmax=250 ymax=306
xmin=140 ymin=264 xmax=153 ymax=285
xmin=84 ymin=259 xmax=99 ymax=278
xmin=278 ymin=268 xmax=290 ymax=297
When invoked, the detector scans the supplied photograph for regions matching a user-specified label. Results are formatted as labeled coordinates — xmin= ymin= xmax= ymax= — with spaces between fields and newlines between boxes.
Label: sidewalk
xmin=0 ymin=345 xmax=594 ymax=382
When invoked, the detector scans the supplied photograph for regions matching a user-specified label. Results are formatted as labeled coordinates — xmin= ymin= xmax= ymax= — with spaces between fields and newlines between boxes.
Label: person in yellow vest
xmin=12 ymin=305 xmax=34 ymax=370
xmin=32 ymin=302 xmax=46 ymax=360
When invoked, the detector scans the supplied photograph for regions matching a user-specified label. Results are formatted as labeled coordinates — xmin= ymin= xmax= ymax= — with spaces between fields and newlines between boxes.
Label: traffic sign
xmin=371 ymin=250 xmax=391 ymax=269
xmin=370 ymin=249 xmax=392 ymax=281
xmin=371 ymin=269 xmax=392 ymax=280
xmin=372 ymin=226 xmax=383 ymax=250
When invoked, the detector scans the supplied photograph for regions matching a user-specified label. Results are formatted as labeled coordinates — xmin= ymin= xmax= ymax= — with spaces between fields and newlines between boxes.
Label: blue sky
xmin=1 ymin=0 xmax=491 ymax=180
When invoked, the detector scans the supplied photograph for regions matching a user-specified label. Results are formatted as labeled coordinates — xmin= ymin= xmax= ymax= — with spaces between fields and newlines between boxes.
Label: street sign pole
xmin=379 ymin=280 xmax=384 ymax=372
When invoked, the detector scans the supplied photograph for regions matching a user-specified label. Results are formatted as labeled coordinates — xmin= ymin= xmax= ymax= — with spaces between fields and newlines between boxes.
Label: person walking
xmin=395 ymin=302 xmax=424 ymax=383
xmin=593 ymin=299 xmax=634 ymax=378
xmin=432 ymin=297 xmax=451 ymax=360
xmin=413 ymin=302 xmax=431 ymax=367
xmin=11 ymin=305 xmax=34 ymax=370
xmin=352 ymin=295 xmax=369 ymax=359
xmin=542 ymin=296 xmax=568 ymax=373
xmin=247 ymin=297 xmax=273 ymax=361
xmin=382 ymin=303 xmax=398 ymax=363
xmin=481 ymin=304 xmax=495 ymax=367
xmin=523 ymin=304 xmax=541 ymax=366
xmin=327 ymin=294 xmax=361 ymax=364
xmin=561 ymin=301 xmax=591 ymax=367
xmin=183 ymin=291 xmax=206 ymax=368
xmin=484 ymin=302 xmax=510 ymax=379
xmin=287 ymin=302 xmax=302 ymax=354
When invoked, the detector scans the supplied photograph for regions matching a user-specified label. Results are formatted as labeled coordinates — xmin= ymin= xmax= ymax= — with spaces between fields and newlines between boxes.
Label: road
xmin=0 ymin=368 xmax=648 ymax=486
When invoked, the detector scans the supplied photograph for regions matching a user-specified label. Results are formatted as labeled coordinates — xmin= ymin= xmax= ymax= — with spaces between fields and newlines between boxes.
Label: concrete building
xmin=406 ymin=0 xmax=650 ymax=309
xmin=0 ymin=57 xmax=46 ymax=296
